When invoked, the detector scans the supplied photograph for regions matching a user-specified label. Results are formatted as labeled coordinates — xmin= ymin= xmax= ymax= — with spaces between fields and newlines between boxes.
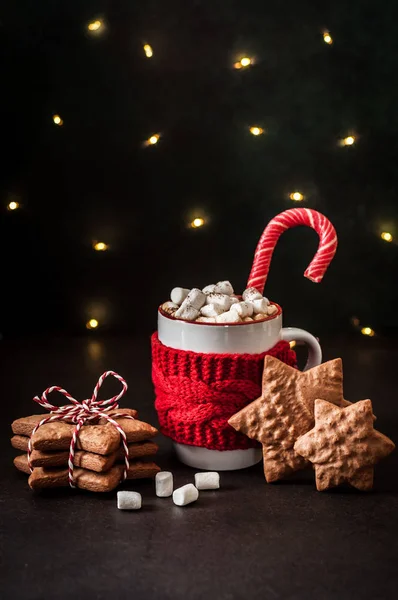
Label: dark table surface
xmin=1 ymin=333 xmax=398 ymax=600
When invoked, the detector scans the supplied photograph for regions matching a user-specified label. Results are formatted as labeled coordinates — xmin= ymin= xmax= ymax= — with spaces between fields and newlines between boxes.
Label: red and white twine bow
xmin=27 ymin=371 xmax=133 ymax=488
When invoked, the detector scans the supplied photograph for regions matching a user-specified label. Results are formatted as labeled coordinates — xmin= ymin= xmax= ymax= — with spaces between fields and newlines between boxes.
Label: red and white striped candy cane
xmin=247 ymin=208 xmax=337 ymax=294
xmin=27 ymin=371 xmax=133 ymax=488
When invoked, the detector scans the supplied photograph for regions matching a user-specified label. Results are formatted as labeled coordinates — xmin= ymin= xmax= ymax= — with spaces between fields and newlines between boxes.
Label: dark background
xmin=1 ymin=0 xmax=398 ymax=339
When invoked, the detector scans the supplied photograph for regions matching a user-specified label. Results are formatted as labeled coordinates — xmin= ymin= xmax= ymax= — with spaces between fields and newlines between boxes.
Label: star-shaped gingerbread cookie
xmin=294 ymin=399 xmax=395 ymax=491
xmin=228 ymin=355 xmax=349 ymax=482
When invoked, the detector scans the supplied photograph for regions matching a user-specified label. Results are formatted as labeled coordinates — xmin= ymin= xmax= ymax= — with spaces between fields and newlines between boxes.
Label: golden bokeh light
xmin=289 ymin=340 xmax=296 ymax=348
xmin=144 ymin=134 xmax=160 ymax=147
xmin=340 ymin=135 xmax=355 ymax=146
xmin=249 ymin=126 xmax=264 ymax=136
xmin=88 ymin=20 xmax=102 ymax=32
xmin=361 ymin=327 xmax=375 ymax=337
xmin=86 ymin=318 xmax=99 ymax=330
xmin=143 ymin=44 xmax=153 ymax=58
xmin=289 ymin=192 xmax=304 ymax=202
xmin=8 ymin=201 xmax=20 ymax=211
xmin=381 ymin=232 xmax=393 ymax=242
xmin=191 ymin=217 xmax=205 ymax=228
xmin=53 ymin=114 xmax=63 ymax=126
xmin=93 ymin=242 xmax=109 ymax=251
xmin=323 ymin=32 xmax=333 ymax=44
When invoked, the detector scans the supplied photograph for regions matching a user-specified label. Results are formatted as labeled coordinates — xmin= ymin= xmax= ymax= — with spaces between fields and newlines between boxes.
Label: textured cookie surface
xmin=228 ymin=355 xmax=348 ymax=482
xmin=15 ymin=454 xmax=161 ymax=491
xmin=294 ymin=399 xmax=395 ymax=491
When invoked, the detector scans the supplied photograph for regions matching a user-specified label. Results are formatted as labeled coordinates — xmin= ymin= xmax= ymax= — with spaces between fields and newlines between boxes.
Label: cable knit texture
xmin=151 ymin=332 xmax=297 ymax=451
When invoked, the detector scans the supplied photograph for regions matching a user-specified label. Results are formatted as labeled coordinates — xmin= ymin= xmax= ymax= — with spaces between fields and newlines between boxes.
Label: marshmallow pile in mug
xmin=161 ymin=281 xmax=278 ymax=324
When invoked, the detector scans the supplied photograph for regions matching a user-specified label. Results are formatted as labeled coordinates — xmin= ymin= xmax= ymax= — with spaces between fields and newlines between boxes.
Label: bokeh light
xmin=249 ymin=126 xmax=263 ymax=136
xmin=86 ymin=319 xmax=99 ymax=329
xmin=143 ymin=44 xmax=153 ymax=57
xmin=7 ymin=201 xmax=20 ymax=211
xmin=53 ymin=115 xmax=63 ymax=126
xmin=361 ymin=327 xmax=375 ymax=337
xmin=191 ymin=217 xmax=205 ymax=228
xmin=381 ymin=232 xmax=393 ymax=242
xmin=289 ymin=192 xmax=304 ymax=201
xmin=93 ymin=242 xmax=109 ymax=251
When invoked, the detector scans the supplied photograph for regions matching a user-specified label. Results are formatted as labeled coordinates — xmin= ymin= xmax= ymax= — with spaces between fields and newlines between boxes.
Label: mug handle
xmin=281 ymin=327 xmax=322 ymax=371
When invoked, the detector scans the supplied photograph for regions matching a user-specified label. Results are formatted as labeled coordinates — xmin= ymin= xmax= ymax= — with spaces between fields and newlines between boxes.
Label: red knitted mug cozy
xmin=151 ymin=332 xmax=297 ymax=451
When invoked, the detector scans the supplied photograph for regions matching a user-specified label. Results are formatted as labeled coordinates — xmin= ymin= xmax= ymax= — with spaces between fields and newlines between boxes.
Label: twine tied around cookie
xmin=27 ymin=371 xmax=133 ymax=488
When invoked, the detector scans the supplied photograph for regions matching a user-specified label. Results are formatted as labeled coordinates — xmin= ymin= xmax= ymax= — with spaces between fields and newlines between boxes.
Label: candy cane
xmin=247 ymin=208 xmax=337 ymax=294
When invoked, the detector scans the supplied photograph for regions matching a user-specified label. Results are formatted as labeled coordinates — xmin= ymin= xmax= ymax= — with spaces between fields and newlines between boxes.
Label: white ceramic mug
xmin=157 ymin=304 xmax=322 ymax=471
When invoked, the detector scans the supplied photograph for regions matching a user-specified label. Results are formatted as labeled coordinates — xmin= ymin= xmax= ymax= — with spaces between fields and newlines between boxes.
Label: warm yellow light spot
xmin=361 ymin=327 xmax=375 ymax=337
xmin=289 ymin=192 xmax=304 ymax=202
xmin=8 ymin=201 xmax=20 ymax=211
xmin=381 ymin=232 xmax=393 ymax=242
xmin=289 ymin=340 xmax=296 ymax=348
xmin=342 ymin=135 xmax=355 ymax=146
xmin=233 ymin=61 xmax=242 ymax=69
xmin=93 ymin=242 xmax=109 ymax=251
xmin=323 ymin=32 xmax=333 ymax=44
xmin=88 ymin=20 xmax=102 ymax=32
xmin=86 ymin=319 xmax=99 ymax=329
xmin=240 ymin=57 xmax=252 ymax=67
xmin=191 ymin=217 xmax=205 ymax=228
xmin=249 ymin=126 xmax=263 ymax=136
xmin=144 ymin=133 xmax=160 ymax=147
xmin=143 ymin=44 xmax=153 ymax=58
xmin=53 ymin=114 xmax=63 ymax=126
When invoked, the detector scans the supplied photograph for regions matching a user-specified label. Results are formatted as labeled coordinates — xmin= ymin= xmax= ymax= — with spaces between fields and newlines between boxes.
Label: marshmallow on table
xmin=230 ymin=301 xmax=253 ymax=318
xmin=214 ymin=281 xmax=234 ymax=295
xmin=242 ymin=287 xmax=263 ymax=302
xmin=117 ymin=491 xmax=142 ymax=510
xmin=216 ymin=310 xmax=241 ymax=323
xmin=155 ymin=471 xmax=173 ymax=498
xmin=206 ymin=293 xmax=233 ymax=312
xmin=174 ymin=303 xmax=200 ymax=321
xmin=161 ymin=301 xmax=179 ymax=316
xmin=170 ymin=287 xmax=190 ymax=306
xmin=202 ymin=284 xmax=217 ymax=295
xmin=194 ymin=472 xmax=220 ymax=490
xmin=201 ymin=303 xmax=224 ymax=318
xmin=252 ymin=298 xmax=269 ymax=314
xmin=173 ymin=484 xmax=199 ymax=507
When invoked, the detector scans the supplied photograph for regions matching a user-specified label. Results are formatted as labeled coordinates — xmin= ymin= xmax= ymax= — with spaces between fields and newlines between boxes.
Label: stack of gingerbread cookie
xmin=11 ymin=408 xmax=160 ymax=492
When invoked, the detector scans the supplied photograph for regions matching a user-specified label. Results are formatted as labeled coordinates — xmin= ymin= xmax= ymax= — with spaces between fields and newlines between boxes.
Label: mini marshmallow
xmin=216 ymin=310 xmax=241 ymax=323
xmin=161 ymin=301 xmax=179 ymax=316
xmin=252 ymin=298 xmax=270 ymax=315
xmin=242 ymin=287 xmax=262 ymax=302
xmin=174 ymin=303 xmax=200 ymax=321
xmin=230 ymin=301 xmax=253 ymax=318
xmin=230 ymin=296 xmax=239 ymax=305
xmin=206 ymin=293 xmax=232 ymax=312
xmin=201 ymin=303 xmax=224 ymax=318
xmin=117 ymin=491 xmax=142 ymax=510
xmin=214 ymin=281 xmax=234 ymax=295
xmin=170 ymin=287 xmax=190 ymax=306
xmin=184 ymin=288 xmax=206 ymax=310
xmin=196 ymin=316 xmax=216 ymax=323
xmin=194 ymin=472 xmax=220 ymax=490
xmin=202 ymin=284 xmax=217 ymax=295
xmin=254 ymin=313 xmax=267 ymax=321
xmin=243 ymin=316 xmax=254 ymax=322
xmin=173 ymin=483 xmax=199 ymax=507
xmin=267 ymin=304 xmax=278 ymax=316
xmin=155 ymin=471 xmax=173 ymax=498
